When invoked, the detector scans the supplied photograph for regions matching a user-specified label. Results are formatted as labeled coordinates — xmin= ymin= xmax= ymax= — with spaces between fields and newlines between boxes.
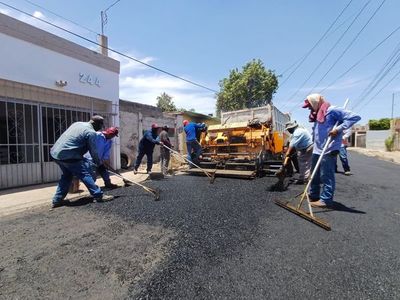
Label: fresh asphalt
xmin=88 ymin=151 xmax=400 ymax=299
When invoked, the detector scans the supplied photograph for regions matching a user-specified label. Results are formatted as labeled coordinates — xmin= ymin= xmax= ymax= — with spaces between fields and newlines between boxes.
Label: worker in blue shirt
xmin=302 ymin=93 xmax=361 ymax=208
xmin=284 ymin=121 xmax=313 ymax=184
xmin=85 ymin=127 xmax=119 ymax=188
xmin=133 ymin=123 xmax=163 ymax=174
xmin=183 ymin=120 xmax=206 ymax=164
xmin=50 ymin=115 xmax=113 ymax=209
xmin=336 ymin=128 xmax=352 ymax=175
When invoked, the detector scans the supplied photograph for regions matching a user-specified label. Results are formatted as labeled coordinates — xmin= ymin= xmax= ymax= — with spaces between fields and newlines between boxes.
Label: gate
xmin=0 ymin=98 xmax=93 ymax=189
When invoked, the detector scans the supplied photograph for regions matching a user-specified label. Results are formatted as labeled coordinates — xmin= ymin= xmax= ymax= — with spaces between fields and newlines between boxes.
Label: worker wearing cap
xmin=133 ymin=124 xmax=163 ymax=174
xmin=159 ymin=125 xmax=173 ymax=176
xmin=85 ymin=127 xmax=119 ymax=188
xmin=284 ymin=121 xmax=313 ymax=184
xmin=183 ymin=120 xmax=206 ymax=164
xmin=50 ymin=115 xmax=114 ymax=209
xmin=302 ymin=93 xmax=361 ymax=208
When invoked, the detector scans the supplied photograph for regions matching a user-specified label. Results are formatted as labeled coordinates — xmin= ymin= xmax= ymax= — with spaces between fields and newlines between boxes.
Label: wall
xmin=119 ymin=101 xmax=183 ymax=168
xmin=366 ymin=130 xmax=391 ymax=150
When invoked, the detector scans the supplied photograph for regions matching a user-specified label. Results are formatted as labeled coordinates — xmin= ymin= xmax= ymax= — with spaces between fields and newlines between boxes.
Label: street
xmin=1 ymin=151 xmax=399 ymax=299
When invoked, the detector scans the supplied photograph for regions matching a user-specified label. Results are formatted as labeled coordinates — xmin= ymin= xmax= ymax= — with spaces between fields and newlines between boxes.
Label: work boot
xmin=310 ymin=200 xmax=332 ymax=208
xmin=104 ymin=182 xmax=118 ymax=189
xmin=94 ymin=195 xmax=114 ymax=203
xmin=50 ymin=200 xmax=70 ymax=210
xmin=146 ymin=170 xmax=152 ymax=174
xmin=294 ymin=179 xmax=305 ymax=185
xmin=344 ymin=171 xmax=351 ymax=176
xmin=133 ymin=168 xmax=138 ymax=175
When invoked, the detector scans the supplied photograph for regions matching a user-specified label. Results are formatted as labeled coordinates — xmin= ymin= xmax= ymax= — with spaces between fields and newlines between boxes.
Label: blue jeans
xmin=337 ymin=146 xmax=350 ymax=172
xmin=52 ymin=159 xmax=103 ymax=204
xmin=309 ymin=152 xmax=338 ymax=205
xmin=88 ymin=163 xmax=111 ymax=184
xmin=186 ymin=140 xmax=202 ymax=162
xmin=134 ymin=148 xmax=153 ymax=172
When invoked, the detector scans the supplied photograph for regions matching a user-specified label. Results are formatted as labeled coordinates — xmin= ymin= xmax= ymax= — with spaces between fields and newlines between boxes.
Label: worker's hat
xmin=102 ymin=126 xmax=119 ymax=137
xmin=285 ymin=120 xmax=298 ymax=130
xmin=151 ymin=123 xmax=159 ymax=129
xmin=183 ymin=120 xmax=189 ymax=126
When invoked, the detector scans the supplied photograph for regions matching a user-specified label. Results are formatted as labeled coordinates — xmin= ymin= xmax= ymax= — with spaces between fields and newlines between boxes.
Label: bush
xmin=369 ymin=118 xmax=391 ymax=130
xmin=385 ymin=134 xmax=395 ymax=152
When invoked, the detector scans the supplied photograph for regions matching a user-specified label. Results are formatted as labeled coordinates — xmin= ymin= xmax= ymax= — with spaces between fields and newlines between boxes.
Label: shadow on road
xmin=66 ymin=196 xmax=121 ymax=207
xmin=313 ymin=201 xmax=366 ymax=214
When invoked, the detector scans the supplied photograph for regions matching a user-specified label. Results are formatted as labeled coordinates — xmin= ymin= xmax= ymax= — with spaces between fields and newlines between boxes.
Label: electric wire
xmin=0 ymin=1 xmax=218 ymax=93
xmin=278 ymin=0 xmax=353 ymax=87
xmin=319 ymin=24 xmax=400 ymax=94
xmin=309 ymin=0 xmax=386 ymax=95
xmin=280 ymin=0 xmax=371 ymax=112
xmin=22 ymin=0 xmax=99 ymax=35
xmin=357 ymin=67 xmax=400 ymax=112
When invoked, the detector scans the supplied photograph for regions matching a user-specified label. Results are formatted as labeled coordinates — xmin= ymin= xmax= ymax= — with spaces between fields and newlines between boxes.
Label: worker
xmin=85 ymin=126 xmax=119 ymax=188
xmin=336 ymin=128 xmax=352 ymax=175
xmin=302 ymin=93 xmax=361 ymax=208
xmin=284 ymin=121 xmax=313 ymax=184
xmin=159 ymin=125 xmax=173 ymax=176
xmin=183 ymin=120 xmax=206 ymax=164
xmin=50 ymin=115 xmax=114 ymax=209
xmin=133 ymin=123 xmax=163 ymax=175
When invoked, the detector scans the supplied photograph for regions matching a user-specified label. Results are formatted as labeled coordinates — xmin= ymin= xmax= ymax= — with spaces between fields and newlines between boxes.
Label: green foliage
xmin=216 ymin=59 xmax=279 ymax=115
xmin=156 ymin=92 xmax=177 ymax=112
xmin=385 ymin=134 xmax=395 ymax=152
xmin=368 ymin=118 xmax=391 ymax=130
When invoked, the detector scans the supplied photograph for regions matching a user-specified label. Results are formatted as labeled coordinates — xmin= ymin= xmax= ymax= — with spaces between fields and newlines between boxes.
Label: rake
xmin=274 ymin=98 xmax=349 ymax=231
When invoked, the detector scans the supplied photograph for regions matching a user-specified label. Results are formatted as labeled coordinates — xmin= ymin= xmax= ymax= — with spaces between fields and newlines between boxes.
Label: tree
xmin=156 ymin=92 xmax=177 ymax=112
xmin=368 ymin=118 xmax=391 ymax=130
xmin=216 ymin=59 xmax=279 ymax=115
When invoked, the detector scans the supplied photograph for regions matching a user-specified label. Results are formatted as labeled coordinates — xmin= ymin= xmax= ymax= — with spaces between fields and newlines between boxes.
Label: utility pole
xmin=99 ymin=0 xmax=121 ymax=56
xmin=391 ymin=92 xmax=394 ymax=121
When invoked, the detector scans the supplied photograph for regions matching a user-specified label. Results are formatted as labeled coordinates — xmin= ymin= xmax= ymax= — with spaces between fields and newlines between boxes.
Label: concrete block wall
xmin=119 ymin=100 xmax=184 ymax=168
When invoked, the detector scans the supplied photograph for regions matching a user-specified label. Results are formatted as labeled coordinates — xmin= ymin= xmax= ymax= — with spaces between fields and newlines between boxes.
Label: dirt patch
xmin=0 ymin=206 xmax=176 ymax=299
xmin=350 ymin=147 xmax=400 ymax=164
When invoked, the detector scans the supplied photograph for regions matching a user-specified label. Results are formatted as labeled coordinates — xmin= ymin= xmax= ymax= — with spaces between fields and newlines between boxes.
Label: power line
xmin=0 ymin=1 xmax=218 ymax=93
xmin=281 ymin=0 xmax=371 ymax=112
xmin=357 ymin=67 xmax=400 ymax=112
xmin=319 ymin=24 xmax=400 ymax=94
xmin=309 ymin=0 xmax=386 ymax=94
xmin=22 ymin=0 xmax=99 ymax=35
xmin=278 ymin=0 xmax=353 ymax=87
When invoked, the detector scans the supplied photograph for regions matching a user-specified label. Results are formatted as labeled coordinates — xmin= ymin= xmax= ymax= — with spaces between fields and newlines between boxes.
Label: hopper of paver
xmin=185 ymin=104 xmax=291 ymax=179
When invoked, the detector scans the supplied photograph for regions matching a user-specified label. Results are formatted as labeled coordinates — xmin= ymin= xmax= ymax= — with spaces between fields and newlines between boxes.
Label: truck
xmin=187 ymin=104 xmax=290 ymax=179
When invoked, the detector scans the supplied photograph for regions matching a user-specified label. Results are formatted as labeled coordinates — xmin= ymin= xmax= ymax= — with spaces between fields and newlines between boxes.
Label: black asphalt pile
xmin=85 ymin=154 xmax=400 ymax=300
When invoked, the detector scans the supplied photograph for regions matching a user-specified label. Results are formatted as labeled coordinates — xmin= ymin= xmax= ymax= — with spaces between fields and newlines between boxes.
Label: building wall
xmin=119 ymin=101 xmax=183 ymax=168
xmin=366 ymin=130 xmax=391 ymax=150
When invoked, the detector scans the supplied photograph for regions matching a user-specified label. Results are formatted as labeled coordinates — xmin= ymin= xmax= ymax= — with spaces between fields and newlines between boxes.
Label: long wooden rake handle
xmin=298 ymin=98 xmax=350 ymax=215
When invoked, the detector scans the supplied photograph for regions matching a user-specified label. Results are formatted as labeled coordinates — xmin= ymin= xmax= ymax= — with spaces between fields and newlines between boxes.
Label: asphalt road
xmin=1 ymin=151 xmax=399 ymax=299
xmin=97 ymin=151 xmax=400 ymax=299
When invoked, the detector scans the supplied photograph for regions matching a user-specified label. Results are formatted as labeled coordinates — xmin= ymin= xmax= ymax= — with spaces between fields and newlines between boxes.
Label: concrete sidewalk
xmin=0 ymin=167 xmax=152 ymax=218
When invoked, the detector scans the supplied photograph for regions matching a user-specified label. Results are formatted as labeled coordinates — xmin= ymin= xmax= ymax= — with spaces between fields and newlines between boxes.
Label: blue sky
xmin=2 ymin=0 xmax=400 ymax=126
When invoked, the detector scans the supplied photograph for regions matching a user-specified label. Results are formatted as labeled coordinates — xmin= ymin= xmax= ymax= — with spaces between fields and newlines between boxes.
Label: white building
xmin=0 ymin=13 xmax=120 ymax=189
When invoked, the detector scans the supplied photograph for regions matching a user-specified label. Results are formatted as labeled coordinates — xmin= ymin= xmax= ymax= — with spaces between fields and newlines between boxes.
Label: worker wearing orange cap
xmin=133 ymin=123 xmax=163 ymax=174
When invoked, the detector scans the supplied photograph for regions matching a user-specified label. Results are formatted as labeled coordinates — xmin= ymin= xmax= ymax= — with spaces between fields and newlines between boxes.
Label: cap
xmin=285 ymin=120 xmax=298 ymax=130
xmin=102 ymin=126 xmax=119 ymax=137
xmin=302 ymin=99 xmax=312 ymax=109
xmin=183 ymin=120 xmax=189 ymax=126
xmin=91 ymin=115 xmax=104 ymax=123
xmin=162 ymin=125 xmax=169 ymax=130
xmin=151 ymin=123 xmax=158 ymax=129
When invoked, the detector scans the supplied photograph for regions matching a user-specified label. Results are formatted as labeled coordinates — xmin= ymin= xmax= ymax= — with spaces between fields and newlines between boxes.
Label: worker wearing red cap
xmin=133 ymin=123 xmax=163 ymax=174
xmin=85 ymin=126 xmax=119 ymax=188
xmin=183 ymin=119 xmax=206 ymax=164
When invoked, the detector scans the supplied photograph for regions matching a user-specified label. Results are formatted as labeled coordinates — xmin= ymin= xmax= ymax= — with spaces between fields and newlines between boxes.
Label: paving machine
xmin=186 ymin=105 xmax=290 ymax=179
